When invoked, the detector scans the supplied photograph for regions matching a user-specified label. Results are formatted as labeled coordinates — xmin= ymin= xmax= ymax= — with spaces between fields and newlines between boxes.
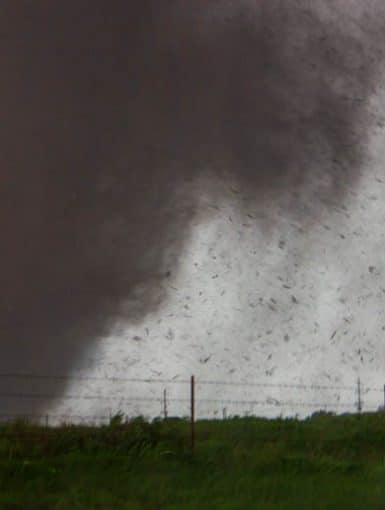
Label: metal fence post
xmin=163 ymin=388 xmax=168 ymax=419
xmin=383 ymin=384 xmax=385 ymax=412
xmin=357 ymin=377 xmax=362 ymax=414
xmin=191 ymin=375 xmax=195 ymax=454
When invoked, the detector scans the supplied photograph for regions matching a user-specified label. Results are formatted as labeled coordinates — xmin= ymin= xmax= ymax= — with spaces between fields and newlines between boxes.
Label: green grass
xmin=1 ymin=412 xmax=385 ymax=509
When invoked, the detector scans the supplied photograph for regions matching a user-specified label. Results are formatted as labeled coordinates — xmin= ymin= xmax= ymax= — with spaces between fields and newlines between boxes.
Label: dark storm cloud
xmin=1 ymin=1 xmax=384 ymax=415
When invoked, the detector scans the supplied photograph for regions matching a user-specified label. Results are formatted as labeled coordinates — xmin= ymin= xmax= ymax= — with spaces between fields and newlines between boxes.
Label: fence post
xmin=191 ymin=375 xmax=195 ymax=454
xmin=383 ymin=384 xmax=385 ymax=412
xmin=356 ymin=377 xmax=362 ymax=414
xmin=163 ymin=388 xmax=168 ymax=419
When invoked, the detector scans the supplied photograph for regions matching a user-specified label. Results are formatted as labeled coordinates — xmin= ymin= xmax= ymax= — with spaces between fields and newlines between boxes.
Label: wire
xmin=1 ymin=372 xmax=380 ymax=392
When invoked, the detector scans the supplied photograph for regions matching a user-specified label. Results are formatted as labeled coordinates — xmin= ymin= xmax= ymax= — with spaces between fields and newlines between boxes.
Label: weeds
xmin=1 ymin=412 xmax=385 ymax=509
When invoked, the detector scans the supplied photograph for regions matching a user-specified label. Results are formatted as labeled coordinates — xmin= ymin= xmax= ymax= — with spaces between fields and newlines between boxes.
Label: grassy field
xmin=1 ymin=412 xmax=385 ymax=509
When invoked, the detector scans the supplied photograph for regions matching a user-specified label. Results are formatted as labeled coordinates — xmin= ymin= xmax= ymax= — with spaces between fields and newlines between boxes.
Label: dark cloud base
xmin=1 ymin=2 xmax=384 ymax=415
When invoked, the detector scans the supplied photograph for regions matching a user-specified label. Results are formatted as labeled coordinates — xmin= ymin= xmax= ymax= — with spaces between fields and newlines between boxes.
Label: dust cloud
xmin=1 ymin=1 xmax=384 ymax=416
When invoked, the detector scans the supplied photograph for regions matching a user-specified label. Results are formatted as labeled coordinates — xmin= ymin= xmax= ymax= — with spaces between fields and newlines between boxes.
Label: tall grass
xmin=1 ymin=412 xmax=385 ymax=509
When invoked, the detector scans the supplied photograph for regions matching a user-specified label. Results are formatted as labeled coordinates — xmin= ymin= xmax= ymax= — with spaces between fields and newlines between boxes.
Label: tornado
xmin=1 ymin=1 xmax=385 ymax=418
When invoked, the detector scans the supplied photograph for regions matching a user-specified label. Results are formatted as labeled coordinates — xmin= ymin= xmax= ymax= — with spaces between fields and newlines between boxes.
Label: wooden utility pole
xmin=191 ymin=375 xmax=195 ymax=453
